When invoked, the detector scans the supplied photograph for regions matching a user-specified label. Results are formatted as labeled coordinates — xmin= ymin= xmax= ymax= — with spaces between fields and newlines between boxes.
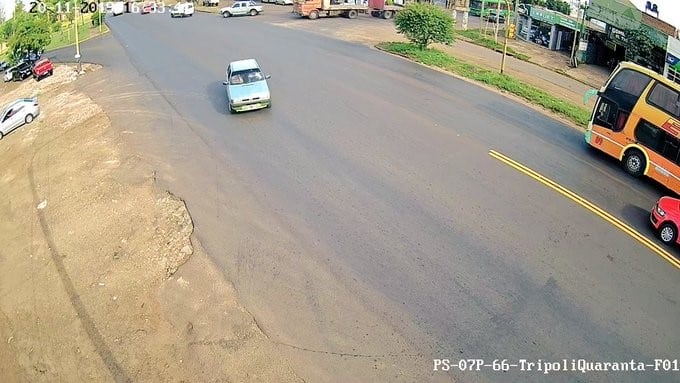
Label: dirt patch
xmin=0 ymin=65 xmax=300 ymax=382
xmin=271 ymin=16 xmax=407 ymax=46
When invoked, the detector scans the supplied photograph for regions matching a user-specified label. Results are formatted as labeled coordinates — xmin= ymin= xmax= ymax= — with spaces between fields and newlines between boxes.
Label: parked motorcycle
xmin=534 ymin=34 xmax=549 ymax=47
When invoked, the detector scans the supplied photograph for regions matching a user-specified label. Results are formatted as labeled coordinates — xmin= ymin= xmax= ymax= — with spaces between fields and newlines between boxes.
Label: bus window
xmin=594 ymin=98 xmax=618 ymax=129
xmin=635 ymin=120 xmax=664 ymax=152
xmin=605 ymin=69 xmax=652 ymax=112
xmin=647 ymin=82 xmax=680 ymax=118
xmin=634 ymin=119 xmax=680 ymax=164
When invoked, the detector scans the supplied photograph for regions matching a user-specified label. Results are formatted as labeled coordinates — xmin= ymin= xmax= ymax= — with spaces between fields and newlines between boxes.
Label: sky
xmin=630 ymin=0 xmax=680 ymax=31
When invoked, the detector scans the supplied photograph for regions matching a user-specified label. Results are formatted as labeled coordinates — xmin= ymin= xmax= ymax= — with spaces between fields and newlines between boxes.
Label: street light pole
xmin=74 ymin=0 xmax=82 ymax=73
xmin=569 ymin=4 xmax=581 ymax=67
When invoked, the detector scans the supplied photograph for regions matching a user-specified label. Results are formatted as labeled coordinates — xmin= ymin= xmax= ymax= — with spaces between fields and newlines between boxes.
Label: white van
xmin=170 ymin=2 xmax=194 ymax=17
xmin=110 ymin=1 xmax=125 ymax=15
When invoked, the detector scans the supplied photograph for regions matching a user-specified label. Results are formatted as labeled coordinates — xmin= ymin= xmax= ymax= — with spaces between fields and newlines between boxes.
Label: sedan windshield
xmin=230 ymin=69 xmax=264 ymax=85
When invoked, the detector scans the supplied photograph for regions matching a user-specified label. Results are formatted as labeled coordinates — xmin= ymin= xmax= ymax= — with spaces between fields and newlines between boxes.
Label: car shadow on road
xmin=621 ymin=204 xmax=680 ymax=258
xmin=207 ymin=81 xmax=229 ymax=116
xmin=621 ymin=204 xmax=654 ymax=234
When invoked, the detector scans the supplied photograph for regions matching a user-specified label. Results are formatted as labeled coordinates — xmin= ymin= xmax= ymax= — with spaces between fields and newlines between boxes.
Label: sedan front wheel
xmin=659 ymin=222 xmax=677 ymax=245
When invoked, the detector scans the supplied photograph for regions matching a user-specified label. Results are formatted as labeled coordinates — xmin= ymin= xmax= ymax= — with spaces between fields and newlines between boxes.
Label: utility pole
xmin=570 ymin=2 xmax=587 ymax=67
xmin=494 ymin=0 xmax=500 ymax=43
xmin=481 ymin=0 xmax=486 ymax=36
xmin=500 ymin=0 xmax=511 ymax=73
xmin=569 ymin=5 xmax=580 ymax=67
xmin=513 ymin=0 xmax=519 ymax=37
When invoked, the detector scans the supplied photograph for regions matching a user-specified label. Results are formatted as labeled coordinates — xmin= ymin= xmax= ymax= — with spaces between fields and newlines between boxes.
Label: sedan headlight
xmin=656 ymin=205 xmax=665 ymax=217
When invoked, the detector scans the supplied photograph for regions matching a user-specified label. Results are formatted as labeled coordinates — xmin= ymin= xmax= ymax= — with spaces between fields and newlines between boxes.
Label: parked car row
xmin=483 ymin=10 xmax=505 ymax=24
xmin=261 ymin=0 xmax=294 ymax=5
xmin=3 ymin=58 xmax=54 ymax=82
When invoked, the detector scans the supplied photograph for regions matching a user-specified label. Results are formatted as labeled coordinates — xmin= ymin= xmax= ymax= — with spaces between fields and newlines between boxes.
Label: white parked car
xmin=275 ymin=0 xmax=293 ymax=5
xmin=223 ymin=59 xmax=271 ymax=113
xmin=170 ymin=2 xmax=195 ymax=17
xmin=0 ymin=98 xmax=40 ymax=139
xmin=220 ymin=1 xmax=262 ymax=17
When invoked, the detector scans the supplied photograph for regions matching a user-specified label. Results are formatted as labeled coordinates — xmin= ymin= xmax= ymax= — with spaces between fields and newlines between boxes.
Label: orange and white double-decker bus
xmin=585 ymin=62 xmax=680 ymax=193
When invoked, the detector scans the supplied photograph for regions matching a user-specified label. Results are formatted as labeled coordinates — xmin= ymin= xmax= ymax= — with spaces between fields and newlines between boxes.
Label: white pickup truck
xmin=220 ymin=0 xmax=262 ymax=17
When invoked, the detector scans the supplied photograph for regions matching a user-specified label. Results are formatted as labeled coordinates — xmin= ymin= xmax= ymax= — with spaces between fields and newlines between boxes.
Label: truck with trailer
xmin=293 ymin=0 xmax=367 ymax=19
xmin=367 ymin=0 xmax=405 ymax=19
xmin=293 ymin=0 xmax=407 ymax=20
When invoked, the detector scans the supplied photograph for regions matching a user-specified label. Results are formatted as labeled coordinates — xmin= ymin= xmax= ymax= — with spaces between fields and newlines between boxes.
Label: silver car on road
xmin=0 ymin=97 xmax=40 ymax=139
xmin=223 ymin=59 xmax=271 ymax=113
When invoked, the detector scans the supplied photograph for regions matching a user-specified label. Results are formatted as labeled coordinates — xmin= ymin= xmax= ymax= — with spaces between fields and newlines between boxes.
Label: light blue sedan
xmin=223 ymin=59 xmax=271 ymax=113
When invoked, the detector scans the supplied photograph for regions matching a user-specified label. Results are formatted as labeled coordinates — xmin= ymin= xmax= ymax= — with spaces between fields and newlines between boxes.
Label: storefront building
xmin=517 ymin=5 xmax=590 ymax=53
xmin=665 ymin=36 xmax=680 ymax=84
xmin=582 ymin=0 xmax=674 ymax=72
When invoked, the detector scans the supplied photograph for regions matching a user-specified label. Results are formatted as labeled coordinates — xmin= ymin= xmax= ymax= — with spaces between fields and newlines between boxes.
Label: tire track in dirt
xmin=27 ymin=131 xmax=130 ymax=383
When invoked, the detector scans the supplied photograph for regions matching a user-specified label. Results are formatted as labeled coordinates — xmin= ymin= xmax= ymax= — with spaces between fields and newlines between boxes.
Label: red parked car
xmin=32 ymin=58 xmax=53 ymax=81
xmin=141 ymin=1 xmax=155 ymax=13
xmin=650 ymin=196 xmax=680 ymax=245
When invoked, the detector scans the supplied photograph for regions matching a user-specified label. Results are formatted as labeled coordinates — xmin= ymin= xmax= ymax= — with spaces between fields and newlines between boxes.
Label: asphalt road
xmin=50 ymin=7 xmax=679 ymax=382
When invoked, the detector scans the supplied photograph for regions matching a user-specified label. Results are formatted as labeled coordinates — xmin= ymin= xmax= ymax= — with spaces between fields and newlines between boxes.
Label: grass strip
xmin=376 ymin=42 xmax=591 ymax=127
xmin=456 ymin=29 xmax=530 ymax=61
xmin=45 ymin=22 xmax=109 ymax=52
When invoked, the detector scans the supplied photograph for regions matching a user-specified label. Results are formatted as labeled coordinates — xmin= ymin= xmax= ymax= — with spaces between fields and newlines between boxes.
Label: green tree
xmin=624 ymin=28 xmax=655 ymax=67
xmin=395 ymin=2 xmax=454 ymax=50
xmin=6 ymin=12 xmax=52 ymax=63
xmin=545 ymin=0 xmax=570 ymax=15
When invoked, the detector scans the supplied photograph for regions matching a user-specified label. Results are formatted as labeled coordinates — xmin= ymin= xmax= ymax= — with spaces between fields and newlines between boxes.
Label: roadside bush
xmin=394 ymin=2 xmax=454 ymax=50
xmin=91 ymin=11 xmax=105 ymax=27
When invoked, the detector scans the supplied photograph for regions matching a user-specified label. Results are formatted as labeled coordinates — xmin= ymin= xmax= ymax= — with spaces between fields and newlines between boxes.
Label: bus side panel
xmin=588 ymin=124 xmax=625 ymax=161
xmin=644 ymin=151 xmax=680 ymax=192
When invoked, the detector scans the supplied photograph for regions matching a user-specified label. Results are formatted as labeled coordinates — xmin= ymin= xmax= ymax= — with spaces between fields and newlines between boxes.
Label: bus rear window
xmin=609 ymin=69 xmax=651 ymax=98
xmin=604 ymin=69 xmax=652 ymax=113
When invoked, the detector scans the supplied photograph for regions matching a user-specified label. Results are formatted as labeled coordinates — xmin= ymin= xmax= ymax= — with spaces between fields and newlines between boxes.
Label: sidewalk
xmin=434 ymin=32 xmax=611 ymax=109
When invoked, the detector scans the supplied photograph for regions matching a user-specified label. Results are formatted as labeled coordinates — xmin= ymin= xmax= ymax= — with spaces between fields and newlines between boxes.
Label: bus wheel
xmin=347 ymin=9 xmax=358 ymax=19
xmin=382 ymin=10 xmax=393 ymax=19
xmin=623 ymin=149 xmax=645 ymax=177
xmin=659 ymin=222 xmax=677 ymax=245
xmin=308 ymin=10 xmax=319 ymax=19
